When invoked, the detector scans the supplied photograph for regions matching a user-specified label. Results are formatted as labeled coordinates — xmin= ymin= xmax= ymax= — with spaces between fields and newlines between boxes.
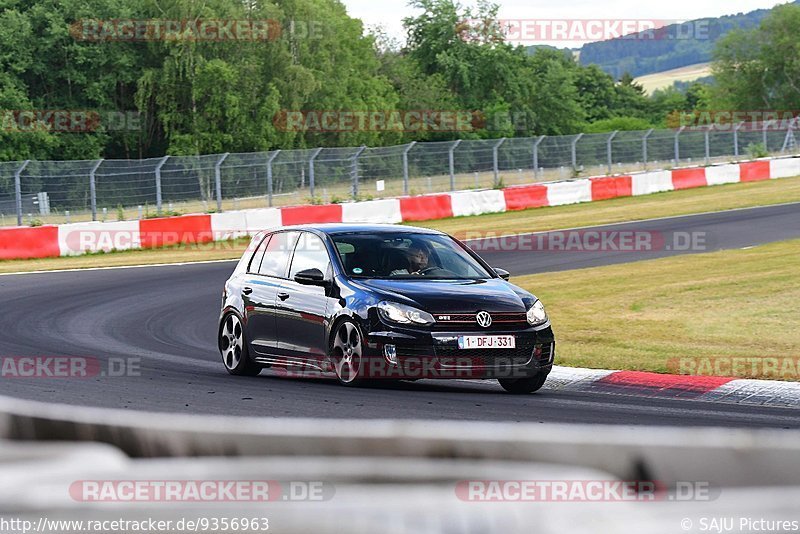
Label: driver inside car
xmin=391 ymin=245 xmax=432 ymax=276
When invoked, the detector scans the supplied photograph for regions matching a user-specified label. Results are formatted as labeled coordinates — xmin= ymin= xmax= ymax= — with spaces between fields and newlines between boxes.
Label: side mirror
xmin=494 ymin=268 xmax=510 ymax=281
xmin=294 ymin=268 xmax=327 ymax=286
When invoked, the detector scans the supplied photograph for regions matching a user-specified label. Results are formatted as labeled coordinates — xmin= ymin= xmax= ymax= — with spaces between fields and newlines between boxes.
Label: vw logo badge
xmin=476 ymin=311 xmax=492 ymax=328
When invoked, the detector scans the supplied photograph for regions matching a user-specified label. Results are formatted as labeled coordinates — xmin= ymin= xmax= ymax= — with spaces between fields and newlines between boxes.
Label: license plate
xmin=457 ymin=335 xmax=516 ymax=350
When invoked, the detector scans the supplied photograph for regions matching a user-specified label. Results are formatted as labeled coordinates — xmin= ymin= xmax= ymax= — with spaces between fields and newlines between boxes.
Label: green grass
xmin=1 ymin=175 xmax=799 ymax=274
xmin=515 ymin=239 xmax=800 ymax=380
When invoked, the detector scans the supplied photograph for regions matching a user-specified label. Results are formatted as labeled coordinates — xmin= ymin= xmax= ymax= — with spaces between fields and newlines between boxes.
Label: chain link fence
xmin=2 ymin=120 xmax=799 ymax=226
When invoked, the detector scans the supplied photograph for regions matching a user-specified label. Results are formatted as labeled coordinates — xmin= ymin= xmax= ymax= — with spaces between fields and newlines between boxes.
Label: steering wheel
xmin=415 ymin=266 xmax=439 ymax=275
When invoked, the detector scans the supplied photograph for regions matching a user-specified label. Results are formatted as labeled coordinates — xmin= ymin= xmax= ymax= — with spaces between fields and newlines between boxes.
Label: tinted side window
xmin=248 ymin=234 xmax=271 ymax=274
xmin=290 ymin=233 xmax=331 ymax=279
xmin=259 ymin=232 xmax=299 ymax=278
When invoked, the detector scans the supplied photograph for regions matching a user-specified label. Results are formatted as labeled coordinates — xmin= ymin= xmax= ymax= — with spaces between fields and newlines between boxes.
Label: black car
xmin=218 ymin=224 xmax=555 ymax=394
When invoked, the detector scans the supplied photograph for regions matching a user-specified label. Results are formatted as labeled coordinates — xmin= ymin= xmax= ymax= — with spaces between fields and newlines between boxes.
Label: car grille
xmin=436 ymin=340 xmax=537 ymax=368
xmin=432 ymin=312 xmax=529 ymax=331
xmin=395 ymin=341 xmax=553 ymax=369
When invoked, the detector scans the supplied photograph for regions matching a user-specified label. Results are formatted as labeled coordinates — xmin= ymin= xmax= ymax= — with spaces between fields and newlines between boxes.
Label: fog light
xmin=384 ymin=344 xmax=397 ymax=364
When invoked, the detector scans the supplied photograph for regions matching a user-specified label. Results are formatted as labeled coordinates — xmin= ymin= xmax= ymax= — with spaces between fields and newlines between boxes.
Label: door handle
xmin=242 ymin=287 xmax=253 ymax=296
xmin=278 ymin=292 xmax=290 ymax=301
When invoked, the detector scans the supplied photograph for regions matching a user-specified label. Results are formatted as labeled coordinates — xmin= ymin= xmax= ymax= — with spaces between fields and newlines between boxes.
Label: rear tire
xmin=498 ymin=374 xmax=548 ymax=394
xmin=219 ymin=313 xmax=262 ymax=377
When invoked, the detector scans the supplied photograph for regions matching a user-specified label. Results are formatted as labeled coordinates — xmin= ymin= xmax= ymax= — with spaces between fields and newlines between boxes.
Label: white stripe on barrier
xmin=243 ymin=208 xmax=282 ymax=235
xmin=342 ymin=199 xmax=402 ymax=224
xmin=57 ymin=221 xmax=141 ymax=256
xmin=770 ymin=157 xmax=800 ymax=179
xmin=546 ymin=179 xmax=592 ymax=206
xmin=210 ymin=211 xmax=249 ymax=241
xmin=705 ymin=164 xmax=741 ymax=186
xmin=631 ymin=170 xmax=673 ymax=196
xmin=449 ymin=190 xmax=507 ymax=217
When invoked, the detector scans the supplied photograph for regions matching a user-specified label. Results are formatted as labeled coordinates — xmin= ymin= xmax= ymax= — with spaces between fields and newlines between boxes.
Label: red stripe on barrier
xmin=739 ymin=161 xmax=771 ymax=182
xmin=399 ymin=195 xmax=453 ymax=222
xmin=280 ymin=204 xmax=343 ymax=226
xmin=671 ymin=168 xmax=707 ymax=190
xmin=140 ymin=215 xmax=213 ymax=249
xmin=590 ymin=176 xmax=633 ymax=201
xmin=502 ymin=184 xmax=549 ymax=211
xmin=0 ymin=226 xmax=60 ymax=260
xmin=598 ymin=370 xmax=733 ymax=393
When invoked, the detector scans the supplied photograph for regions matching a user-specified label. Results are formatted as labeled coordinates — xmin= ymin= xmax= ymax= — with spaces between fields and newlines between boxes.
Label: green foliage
xmin=585 ymin=117 xmax=654 ymax=133
xmin=712 ymin=4 xmax=800 ymax=112
xmin=746 ymin=143 xmax=769 ymax=159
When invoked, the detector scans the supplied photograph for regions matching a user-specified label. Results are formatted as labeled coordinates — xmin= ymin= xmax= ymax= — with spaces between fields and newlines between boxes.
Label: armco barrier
xmin=210 ymin=211 xmax=249 ymax=241
xmin=450 ymin=190 xmax=506 ymax=217
xmin=546 ymin=179 xmax=592 ymax=206
xmin=740 ymin=160 xmax=771 ymax=182
xmin=590 ymin=176 xmax=632 ymax=201
xmin=2 ymin=393 xmax=800 ymax=488
xmin=631 ymin=170 xmax=673 ymax=196
xmin=705 ymin=163 xmax=741 ymax=186
xmin=399 ymin=194 xmax=453 ymax=221
xmin=502 ymin=184 xmax=549 ymax=211
xmin=140 ymin=214 xmax=213 ymax=248
xmin=58 ymin=221 xmax=141 ymax=256
xmin=0 ymin=225 xmax=60 ymax=260
xmin=771 ymin=157 xmax=800 ymax=179
xmin=342 ymin=199 xmax=402 ymax=224
xmin=671 ymin=167 xmax=707 ymax=190
xmin=280 ymin=204 xmax=343 ymax=226
xmin=0 ymin=156 xmax=797 ymax=261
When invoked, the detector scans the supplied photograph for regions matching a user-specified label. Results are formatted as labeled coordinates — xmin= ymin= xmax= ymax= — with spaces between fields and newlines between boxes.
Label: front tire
xmin=330 ymin=320 xmax=365 ymax=386
xmin=219 ymin=313 xmax=262 ymax=377
xmin=498 ymin=374 xmax=548 ymax=394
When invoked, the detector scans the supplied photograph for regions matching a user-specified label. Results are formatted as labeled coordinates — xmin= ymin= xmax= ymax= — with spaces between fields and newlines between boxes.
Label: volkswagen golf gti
xmin=218 ymin=224 xmax=555 ymax=394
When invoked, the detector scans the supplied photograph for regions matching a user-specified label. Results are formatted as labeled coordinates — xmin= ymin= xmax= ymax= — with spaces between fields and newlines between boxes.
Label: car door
xmin=243 ymin=231 xmax=298 ymax=358
xmin=275 ymin=232 xmax=334 ymax=364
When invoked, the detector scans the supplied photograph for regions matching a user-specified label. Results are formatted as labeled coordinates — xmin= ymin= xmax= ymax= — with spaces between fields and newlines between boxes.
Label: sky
xmin=342 ymin=0 xmax=791 ymax=46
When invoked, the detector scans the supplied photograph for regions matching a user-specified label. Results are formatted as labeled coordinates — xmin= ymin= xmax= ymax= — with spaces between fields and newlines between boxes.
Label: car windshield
xmin=332 ymin=232 xmax=494 ymax=280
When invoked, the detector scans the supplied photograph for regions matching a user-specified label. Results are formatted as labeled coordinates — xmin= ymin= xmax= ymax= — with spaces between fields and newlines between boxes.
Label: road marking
xmin=0 ymin=258 xmax=238 ymax=277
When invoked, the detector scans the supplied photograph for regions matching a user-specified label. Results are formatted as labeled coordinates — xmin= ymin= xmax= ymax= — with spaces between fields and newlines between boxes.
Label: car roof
xmin=277 ymin=223 xmax=445 ymax=236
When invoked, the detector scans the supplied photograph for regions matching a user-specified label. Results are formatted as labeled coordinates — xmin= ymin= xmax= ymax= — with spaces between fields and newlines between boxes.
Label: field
xmin=635 ymin=62 xmax=712 ymax=94
xmin=518 ymin=238 xmax=800 ymax=379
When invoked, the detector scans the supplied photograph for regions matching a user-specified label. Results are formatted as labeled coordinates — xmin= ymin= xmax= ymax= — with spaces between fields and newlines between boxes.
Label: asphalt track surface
xmin=1 ymin=203 xmax=799 ymax=428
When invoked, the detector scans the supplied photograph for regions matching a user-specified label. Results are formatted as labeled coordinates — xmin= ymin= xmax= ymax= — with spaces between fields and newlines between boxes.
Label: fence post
xmin=351 ymin=146 xmax=367 ymax=199
xmin=214 ymin=153 xmax=229 ymax=213
xmin=734 ymin=122 xmax=744 ymax=157
xmin=674 ymin=127 xmax=685 ymax=166
xmin=533 ymin=136 xmax=545 ymax=180
xmin=308 ymin=148 xmax=323 ymax=199
xmin=570 ymin=133 xmax=584 ymax=172
xmin=89 ymin=159 xmax=104 ymax=222
xmin=763 ymin=121 xmax=769 ymax=152
xmin=14 ymin=160 xmax=30 ymax=227
xmin=606 ymin=131 xmax=618 ymax=174
xmin=266 ymin=150 xmax=280 ymax=207
xmin=704 ymin=129 xmax=710 ymax=165
xmin=492 ymin=138 xmax=506 ymax=187
xmin=402 ymin=142 xmax=416 ymax=196
xmin=642 ymin=129 xmax=654 ymax=170
xmin=154 ymin=156 xmax=169 ymax=216
xmin=448 ymin=140 xmax=462 ymax=191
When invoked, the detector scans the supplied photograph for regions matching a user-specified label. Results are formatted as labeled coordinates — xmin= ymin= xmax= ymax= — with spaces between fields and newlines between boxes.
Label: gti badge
xmin=476 ymin=311 xmax=492 ymax=328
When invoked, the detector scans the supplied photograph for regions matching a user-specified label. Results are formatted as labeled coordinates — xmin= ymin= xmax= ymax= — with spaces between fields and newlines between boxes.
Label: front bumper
xmin=365 ymin=325 xmax=555 ymax=380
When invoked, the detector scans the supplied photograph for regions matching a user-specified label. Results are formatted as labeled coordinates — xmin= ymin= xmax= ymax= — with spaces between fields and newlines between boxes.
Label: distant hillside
xmin=574 ymin=2 xmax=798 ymax=78
xmin=634 ymin=63 xmax=712 ymax=94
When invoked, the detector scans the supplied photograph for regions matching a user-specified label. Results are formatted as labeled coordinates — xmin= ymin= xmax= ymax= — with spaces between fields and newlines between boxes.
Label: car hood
xmin=355 ymin=278 xmax=534 ymax=313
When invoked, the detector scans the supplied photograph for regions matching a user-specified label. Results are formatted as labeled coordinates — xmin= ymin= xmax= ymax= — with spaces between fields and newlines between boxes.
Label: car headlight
xmin=526 ymin=300 xmax=548 ymax=326
xmin=377 ymin=301 xmax=435 ymax=326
